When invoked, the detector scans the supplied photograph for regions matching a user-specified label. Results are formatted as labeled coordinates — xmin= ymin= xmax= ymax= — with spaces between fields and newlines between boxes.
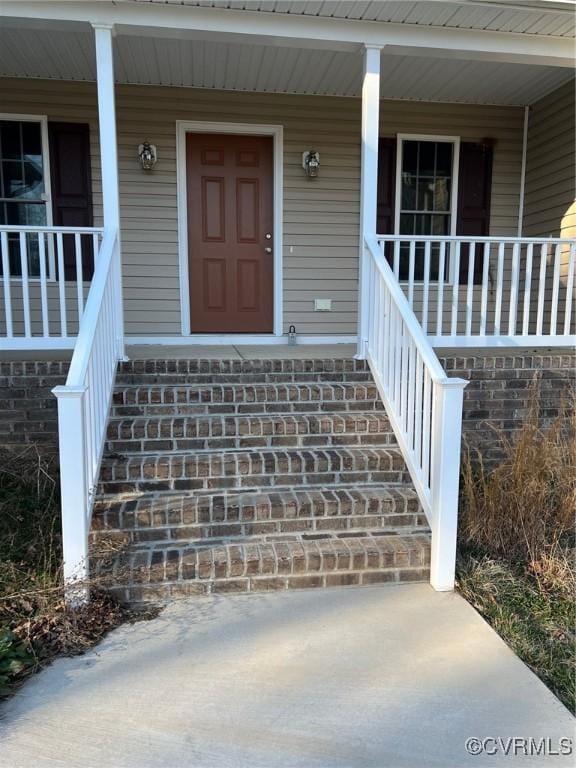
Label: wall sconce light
xmin=138 ymin=142 xmax=157 ymax=170
xmin=302 ymin=150 xmax=320 ymax=178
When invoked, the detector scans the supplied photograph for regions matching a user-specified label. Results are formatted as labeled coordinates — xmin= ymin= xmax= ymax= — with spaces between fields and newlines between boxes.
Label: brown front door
xmin=186 ymin=133 xmax=274 ymax=333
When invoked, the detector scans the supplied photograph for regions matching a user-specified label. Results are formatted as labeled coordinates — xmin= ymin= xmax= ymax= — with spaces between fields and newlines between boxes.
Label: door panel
xmin=187 ymin=133 xmax=273 ymax=333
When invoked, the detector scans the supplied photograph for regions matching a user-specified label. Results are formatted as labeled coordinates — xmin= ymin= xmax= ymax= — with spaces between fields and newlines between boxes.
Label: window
xmin=395 ymin=135 xmax=459 ymax=281
xmin=0 ymin=116 xmax=52 ymax=278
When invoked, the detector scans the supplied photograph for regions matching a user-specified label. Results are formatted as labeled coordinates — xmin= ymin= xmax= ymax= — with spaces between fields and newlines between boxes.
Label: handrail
xmin=52 ymin=227 xmax=123 ymax=602
xmin=364 ymin=234 xmax=467 ymax=591
xmin=376 ymin=234 xmax=574 ymax=244
xmin=366 ymin=235 xmax=447 ymax=382
xmin=0 ymin=225 xmax=104 ymax=234
xmin=66 ymin=228 xmax=117 ymax=384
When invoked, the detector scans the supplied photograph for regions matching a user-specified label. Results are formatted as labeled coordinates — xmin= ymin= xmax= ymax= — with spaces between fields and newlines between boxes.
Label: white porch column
xmin=93 ymin=23 xmax=125 ymax=358
xmin=357 ymin=44 xmax=382 ymax=358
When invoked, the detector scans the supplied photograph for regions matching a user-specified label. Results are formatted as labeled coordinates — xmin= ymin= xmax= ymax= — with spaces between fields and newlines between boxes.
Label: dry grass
xmin=0 ymin=447 xmax=156 ymax=698
xmin=457 ymin=382 xmax=576 ymax=712
xmin=459 ymin=385 xmax=575 ymax=564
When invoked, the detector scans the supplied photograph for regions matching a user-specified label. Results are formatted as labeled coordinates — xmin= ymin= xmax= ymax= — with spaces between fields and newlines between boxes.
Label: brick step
xmin=118 ymin=358 xmax=370 ymax=376
xmin=114 ymin=371 xmax=374 ymax=385
xmin=111 ymin=382 xmax=382 ymax=417
xmin=92 ymin=485 xmax=428 ymax=546
xmin=97 ymin=446 xmax=411 ymax=495
xmin=105 ymin=412 xmax=396 ymax=454
xmin=92 ymin=532 xmax=431 ymax=604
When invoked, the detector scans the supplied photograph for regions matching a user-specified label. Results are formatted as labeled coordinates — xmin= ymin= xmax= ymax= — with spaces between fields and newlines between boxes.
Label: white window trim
xmin=0 ymin=112 xmax=55 ymax=281
xmin=176 ymin=120 xmax=284 ymax=338
xmin=394 ymin=133 xmax=461 ymax=284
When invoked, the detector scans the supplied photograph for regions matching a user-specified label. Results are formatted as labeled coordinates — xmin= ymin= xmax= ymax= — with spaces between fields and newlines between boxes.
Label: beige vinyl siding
xmin=0 ymin=78 xmax=525 ymax=339
xmin=523 ymin=80 xmax=575 ymax=335
xmin=524 ymin=79 xmax=575 ymax=238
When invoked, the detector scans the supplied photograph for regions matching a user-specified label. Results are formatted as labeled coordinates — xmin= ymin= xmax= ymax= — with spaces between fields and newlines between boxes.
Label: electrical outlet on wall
xmin=314 ymin=298 xmax=332 ymax=311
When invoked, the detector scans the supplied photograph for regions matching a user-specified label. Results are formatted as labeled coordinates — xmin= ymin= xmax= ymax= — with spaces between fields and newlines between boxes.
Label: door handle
xmin=264 ymin=247 xmax=272 ymax=254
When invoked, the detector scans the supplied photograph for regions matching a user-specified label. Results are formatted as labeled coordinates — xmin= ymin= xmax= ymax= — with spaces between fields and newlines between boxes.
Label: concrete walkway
xmin=0 ymin=584 xmax=573 ymax=768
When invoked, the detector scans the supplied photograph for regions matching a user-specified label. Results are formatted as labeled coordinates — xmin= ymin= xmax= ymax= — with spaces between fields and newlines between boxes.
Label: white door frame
xmin=176 ymin=120 xmax=283 ymax=337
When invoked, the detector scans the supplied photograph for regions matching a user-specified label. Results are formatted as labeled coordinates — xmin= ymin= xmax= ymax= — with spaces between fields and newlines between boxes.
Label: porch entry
xmin=186 ymin=132 xmax=274 ymax=333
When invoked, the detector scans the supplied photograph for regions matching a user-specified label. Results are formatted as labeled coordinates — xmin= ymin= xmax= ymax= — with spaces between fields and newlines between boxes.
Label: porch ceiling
xmin=134 ymin=1 xmax=576 ymax=38
xmin=0 ymin=23 xmax=573 ymax=105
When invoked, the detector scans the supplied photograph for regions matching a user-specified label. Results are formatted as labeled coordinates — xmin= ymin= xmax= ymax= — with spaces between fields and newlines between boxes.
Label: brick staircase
xmin=91 ymin=358 xmax=431 ymax=603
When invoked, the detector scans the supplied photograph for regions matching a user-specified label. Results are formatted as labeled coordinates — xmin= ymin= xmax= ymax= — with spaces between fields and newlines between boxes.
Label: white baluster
xmin=550 ymin=242 xmax=561 ymax=335
xmin=493 ymin=241 xmax=505 ymax=336
xmin=522 ymin=242 xmax=533 ymax=335
xmin=480 ymin=241 xmax=490 ymax=336
xmin=38 ymin=232 xmax=49 ymax=338
xmin=408 ymin=240 xmax=415 ymax=307
xmin=536 ymin=242 xmax=547 ymax=335
xmin=75 ymin=233 xmax=84 ymax=325
xmin=436 ymin=241 xmax=446 ymax=337
xmin=1 ymin=231 xmax=13 ymax=338
xmin=450 ymin=241 xmax=461 ymax=336
xmin=422 ymin=240 xmax=431 ymax=334
xmin=508 ymin=241 xmax=520 ymax=336
xmin=465 ymin=241 xmax=475 ymax=337
xmin=19 ymin=232 xmax=31 ymax=338
xmin=564 ymin=243 xmax=575 ymax=336
xmin=56 ymin=232 xmax=68 ymax=337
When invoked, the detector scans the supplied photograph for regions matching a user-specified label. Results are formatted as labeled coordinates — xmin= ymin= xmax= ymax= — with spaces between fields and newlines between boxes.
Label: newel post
xmin=93 ymin=22 xmax=125 ymax=360
xmin=357 ymin=44 xmax=382 ymax=359
xmin=429 ymin=378 xmax=468 ymax=591
xmin=52 ymin=385 xmax=89 ymax=604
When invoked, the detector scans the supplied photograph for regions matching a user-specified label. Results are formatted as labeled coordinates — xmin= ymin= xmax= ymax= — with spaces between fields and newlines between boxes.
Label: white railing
xmin=377 ymin=235 xmax=576 ymax=347
xmin=364 ymin=235 xmax=468 ymax=590
xmin=0 ymin=225 xmax=104 ymax=350
xmin=52 ymin=228 xmax=123 ymax=599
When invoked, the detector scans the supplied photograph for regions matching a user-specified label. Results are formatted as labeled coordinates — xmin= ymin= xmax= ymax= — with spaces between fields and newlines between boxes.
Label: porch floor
xmin=0 ymin=343 xmax=357 ymax=362
xmin=0 ymin=342 xmax=565 ymax=364
xmin=0 ymin=584 xmax=572 ymax=768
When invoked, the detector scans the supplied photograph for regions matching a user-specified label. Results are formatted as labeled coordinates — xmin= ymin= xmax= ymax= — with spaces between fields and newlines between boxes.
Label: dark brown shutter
xmin=376 ymin=137 xmax=396 ymax=236
xmin=456 ymin=142 xmax=493 ymax=284
xmin=48 ymin=122 xmax=94 ymax=280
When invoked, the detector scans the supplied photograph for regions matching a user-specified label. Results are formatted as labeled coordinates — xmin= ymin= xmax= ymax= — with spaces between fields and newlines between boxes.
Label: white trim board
xmin=126 ymin=335 xmax=357 ymax=346
xmin=175 ymin=120 xmax=284 ymax=339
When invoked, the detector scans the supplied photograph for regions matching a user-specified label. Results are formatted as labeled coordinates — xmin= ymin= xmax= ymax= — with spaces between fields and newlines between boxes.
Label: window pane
xmin=417 ymin=178 xmax=434 ymax=211
xmin=403 ymin=141 xmax=418 ymax=173
xmin=418 ymin=142 xmax=436 ymax=176
xmin=0 ymin=121 xmax=21 ymax=160
xmin=431 ymin=214 xmax=450 ymax=235
xmin=0 ymin=120 xmax=44 ymax=199
xmin=401 ymin=174 xmax=416 ymax=209
xmin=399 ymin=213 xmax=416 ymax=235
xmin=436 ymin=142 xmax=452 ymax=176
xmin=1 ymin=160 xmax=24 ymax=198
xmin=22 ymin=121 xmax=42 ymax=160
xmin=0 ymin=203 xmax=45 ymax=278
xmin=23 ymin=161 xmax=44 ymax=197
xmin=433 ymin=178 xmax=451 ymax=212
xmin=1 ymin=201 xmax=47 ymax=226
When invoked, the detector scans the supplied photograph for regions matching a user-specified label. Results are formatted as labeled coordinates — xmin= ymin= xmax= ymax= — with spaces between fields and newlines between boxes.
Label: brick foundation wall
xmin=0 ymin=361 xmax=69 ymax=458
xmin=439 ymin=351 xmax=575 ymax=464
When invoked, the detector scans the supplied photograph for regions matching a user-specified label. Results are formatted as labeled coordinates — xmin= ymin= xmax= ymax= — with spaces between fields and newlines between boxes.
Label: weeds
xmin=0 ymin=447 xmax=155 ymax=698
xmin=457 ymin=383 xmax=576 ymax=712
